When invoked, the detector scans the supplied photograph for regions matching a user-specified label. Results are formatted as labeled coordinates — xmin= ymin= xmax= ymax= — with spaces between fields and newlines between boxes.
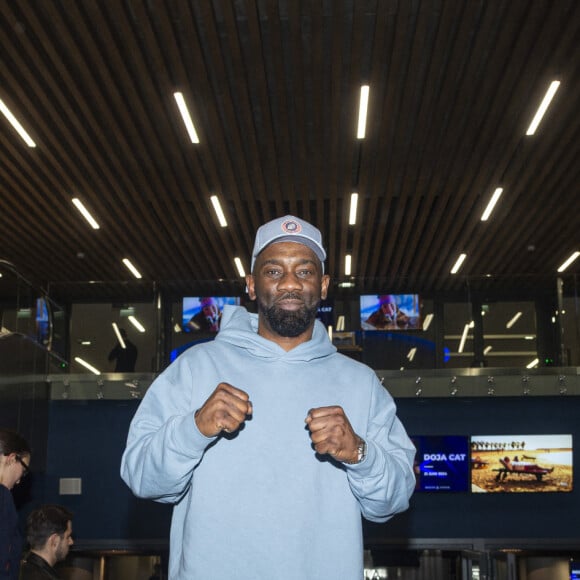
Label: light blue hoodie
xmin=121 ymin=305 xmax=416 ymax=580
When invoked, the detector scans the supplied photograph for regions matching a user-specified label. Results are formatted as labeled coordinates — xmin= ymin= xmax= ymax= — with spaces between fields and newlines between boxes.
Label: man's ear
xmin=245 ymin=274 xmax=256 ymax=300
xmin=320 ymin=274 xmax=330 ymax=300
xmin=49 ymin=533 xmax=60 ymax=550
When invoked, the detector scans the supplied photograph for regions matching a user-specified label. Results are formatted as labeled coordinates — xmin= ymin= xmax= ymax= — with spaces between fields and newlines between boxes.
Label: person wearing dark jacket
xmin=0 ymin=429 xmax=31 ymax=580
xmin=19 ymin=505 xmax=73 ymax=580
xmin=108 ymin=328 xmax=138 ymax=372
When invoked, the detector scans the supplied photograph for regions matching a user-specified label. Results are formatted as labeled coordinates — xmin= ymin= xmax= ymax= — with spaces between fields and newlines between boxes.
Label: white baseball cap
xmin=251 ymin=215 xmax=326 ymax=272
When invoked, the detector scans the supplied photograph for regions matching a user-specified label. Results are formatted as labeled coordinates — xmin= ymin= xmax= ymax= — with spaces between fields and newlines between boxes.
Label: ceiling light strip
xmin=357 ymin=85 xmax=369 ymax=139
xmin=557 ymin=251 xmax=580 ymax=273
xmin=505 ymin=312 xmax=523 ymax=329
xmin=112 ymin=322 xmax=126 ymax=349
xmin=480 ymin=188 xmax=504 ymax=221
xmin=234 ymin=257 xmax=245 ymax=277
xmin=345 ymin=254 xmax=352 ymax=276
xmin=72 ymin=198 xmax=100 ymax=229
xmin=526 ymin=80 xmax=560 ymax=136
xmin=0 ymin=98 xmax=36 ymax=147
xmin=422 ymin=313 xmax=434 ymax=331
xmin=458 ymin=324 xmax=470 ymax=353
xmin=122 ymin=259 xmax=142 ymax=279
xmin=210 ymin=195 xmax=228 ymax=227
xmin=173 ymin=92 xmax=200 ymax=143
xmin=450 ymin=253 xmax=467 ymax=274
xmin=526 ymin=358 xmax=539 ymax=369
xmin=74 ymin=357 xmax=101 ymax=375
xmin=128 ymin=316 xmax=146 ymax=333
xmin=349 ymin=193 xmax=359 ymax=225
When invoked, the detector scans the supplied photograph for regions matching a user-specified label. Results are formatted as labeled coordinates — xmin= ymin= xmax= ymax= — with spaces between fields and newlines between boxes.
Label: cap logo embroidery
xmin=281 ymin=219 xmax=302 ymax=234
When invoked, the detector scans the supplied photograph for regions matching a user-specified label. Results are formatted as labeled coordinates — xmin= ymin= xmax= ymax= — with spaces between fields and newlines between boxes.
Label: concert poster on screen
xmin=182 ymin=296 xmax=240 ymax=333
xmin=470 ymin=434 xmax=573 ymax=493
xmin=360 ymin=294 xmax=422 ymax=331
xmin=411 ymin=435 xmax=470 ymax=492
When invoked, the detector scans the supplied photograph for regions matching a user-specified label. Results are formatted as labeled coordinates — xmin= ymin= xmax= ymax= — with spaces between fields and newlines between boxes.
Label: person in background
xmin=107 ymin=328 xmax=138 ymax=372
xmin=19 ymin=505 xmax=73 ymax=580
xmin=0 ymin=429 xmax=31 ymax=580
xmin=186 ymin=297 xmax=222 ymax=332
xmin=121 ymin=215 xmax=416 ymax=580
xmin=365 ymin=294 xmax=411 ymax=329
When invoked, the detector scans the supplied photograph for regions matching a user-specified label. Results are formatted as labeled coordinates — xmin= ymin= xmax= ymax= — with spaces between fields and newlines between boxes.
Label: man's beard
xmin=258 ymin=294 xmax=319 ymax=337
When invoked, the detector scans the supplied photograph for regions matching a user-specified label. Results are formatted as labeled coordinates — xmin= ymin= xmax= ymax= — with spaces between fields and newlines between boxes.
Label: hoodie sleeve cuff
xmin=173 ymin=411 xmax=217 ymax=457
xmin=344 ymin=438 xmax=380 ymax=477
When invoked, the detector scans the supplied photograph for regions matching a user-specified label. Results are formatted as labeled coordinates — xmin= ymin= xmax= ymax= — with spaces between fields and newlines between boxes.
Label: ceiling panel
xmin=0 ymin=0 xmax=578 ymax=302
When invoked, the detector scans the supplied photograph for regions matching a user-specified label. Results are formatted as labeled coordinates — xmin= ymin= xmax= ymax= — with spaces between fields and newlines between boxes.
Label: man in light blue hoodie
xmin=121 ymin=215 xmax=416 ymax=580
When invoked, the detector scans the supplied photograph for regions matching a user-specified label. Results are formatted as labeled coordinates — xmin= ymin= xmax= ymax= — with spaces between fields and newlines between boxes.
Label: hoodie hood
xmin=216 ymin=305 xmax=336 ymax=362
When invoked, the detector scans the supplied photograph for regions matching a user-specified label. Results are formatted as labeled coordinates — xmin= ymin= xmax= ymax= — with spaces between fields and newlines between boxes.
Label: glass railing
xmin=0 ymin=367 xmax=563 ymax=400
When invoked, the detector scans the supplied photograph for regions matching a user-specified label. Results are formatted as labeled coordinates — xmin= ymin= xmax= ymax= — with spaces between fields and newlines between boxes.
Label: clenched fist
xmin=305 ymin=406 xmax=362 ymax=464
xmin=195 ymin=382 xmax=253 ymax=437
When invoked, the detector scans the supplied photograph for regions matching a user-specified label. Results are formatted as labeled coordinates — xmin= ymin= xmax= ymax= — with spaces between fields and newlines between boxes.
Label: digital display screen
xmin=470 ymin=434 xmax=573 ymax=493
xmin=36 ymin=297 xmax=50 ymax=346
xmin=182 ymin=297 xmax=240 ymax=333
xmin=316 ymin=298 xmax=334 ymax=328
xmin=360 ymin=294 xmax=421 ymax=331
xmin=411 ymin=435 xmax=470 ymax=492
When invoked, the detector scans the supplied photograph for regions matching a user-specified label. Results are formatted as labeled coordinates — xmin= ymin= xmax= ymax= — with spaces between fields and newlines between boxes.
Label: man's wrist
xmin=343 ymin=436 xmax=367 ymax=465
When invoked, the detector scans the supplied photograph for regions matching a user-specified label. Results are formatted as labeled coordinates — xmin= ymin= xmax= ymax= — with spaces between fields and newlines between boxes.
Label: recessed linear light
xmin=234 ymin=257 xmax=246 ymax=277
xmin=72 ymin=198 xmax=100 ymax=229
xmin=450 ymin=253 xmax=467 ymax=274
xmin=0 ymin=98 xmax=36 ymax=147
xmin=112 ymin=322 xmax=126 ymax=349
xmin=458 ymin=323 xmax=470 ymax=353
xmin=345 ymin=254 xmax=352 ymax=276
xmin=210 ymin=195 xmax=228 ymax=227
xmin=173 ymin=92 xmax=200 ymax=143
xmin=526 ymin=80 xmax=560 ymax=136
xmin=407 ymin=347 xmax=417 ymax=362
xmin=128 ymin=315 xmax=145 ymax=333
xmin=526 ymin=357 xmax=539 ymax=369
xmin=349 ymin=193 xmax=359 ymax=225
xmin=422 ymin=313 xmax=434 ymax=331
xmin=74 ymin=356 xmax=101 ymax=375
xmin=480 ymin=187 xmax=504 ymax=221
xmin=557 ymin=250 xmax=580 ymax=273
xmin=483 ymin=345 xmax=493 ymax=355
xmin=122 ymin=259 xmax=142 ymax=279
xmin=506 ymin=311 xmax=523 ymax=329
xmin=356 ymin=85 xmax=369 ymax=139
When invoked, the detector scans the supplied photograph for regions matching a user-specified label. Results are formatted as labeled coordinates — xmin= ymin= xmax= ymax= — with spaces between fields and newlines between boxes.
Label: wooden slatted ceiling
xmin=0 ymin=0 xmax=578 ymax=302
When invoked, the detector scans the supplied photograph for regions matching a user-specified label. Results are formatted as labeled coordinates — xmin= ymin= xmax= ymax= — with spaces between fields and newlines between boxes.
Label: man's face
xmin=202 ymin=303 xmax=219 ymax=322
xmin=55 ymin=521 xmax=73 ymax=563
xmin=247 ymin=241 xmax=329 ymax=340
xmin=380 ymin=301 xmax=396 ymax=317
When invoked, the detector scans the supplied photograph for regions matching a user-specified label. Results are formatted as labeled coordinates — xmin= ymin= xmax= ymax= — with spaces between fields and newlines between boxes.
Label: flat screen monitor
xmin=360 ymin=294 xmax=421 ymax=330
xmin=571 ymin=560 xmax=580 ymax=580
xmin=182 ymin=296 xmax=240 ymax=333
xmin=36 ymin=297 xmax=51 ymax=347
xmin=470 ymin=434 xmax=573 ymax=493
xmin=411 ymin=435 xmax=470 ymax=492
